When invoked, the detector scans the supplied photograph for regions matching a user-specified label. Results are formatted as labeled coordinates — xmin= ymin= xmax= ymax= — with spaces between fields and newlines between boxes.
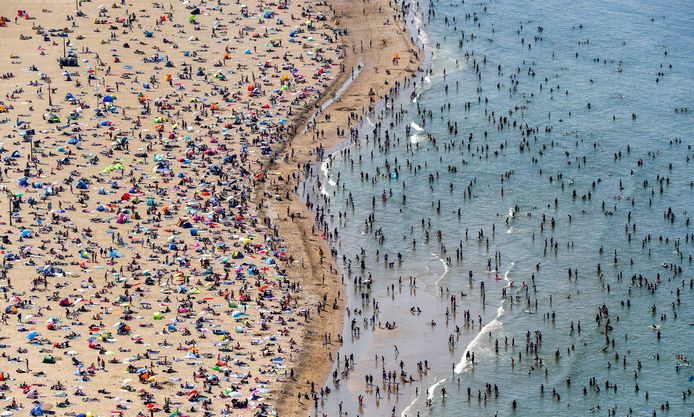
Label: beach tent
xmin=58 ymin=56 xmax=79 ymax=67
xmin=117 ymin=323 xmax=131 ymax=335
xmin=177 ymin=219 xmax=193 ymax=228
xmin=42 ymin=355 xmax=56 ymax=364
xmin=102 ymin=162 xmax=124 ymax=174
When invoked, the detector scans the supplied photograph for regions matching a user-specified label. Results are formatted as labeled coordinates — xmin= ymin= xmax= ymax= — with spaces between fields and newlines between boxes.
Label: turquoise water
xmin=313 ymin=0 xmax=694 ymax=416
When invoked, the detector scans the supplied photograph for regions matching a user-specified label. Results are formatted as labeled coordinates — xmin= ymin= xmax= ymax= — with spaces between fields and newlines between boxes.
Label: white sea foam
xmin=431 ymin=252 xmax=449 ymax=291
xmin=412 ymin=10 xmax=430 ymax=47
xmin=319 ymin=160 xmax=331 ymax=196
xmin=454 ymin=262 xmax=515 ymax=374
xmin=426 ymin=377 xmax=447 ymax=400
xmin=410 ymin=122 xmax=424 ymax=132
xmin=409 ymin=122 xmax=427 ymax=143
xmin=454 ymin=319 xmax=503 ymax=373
xmin=400 ymin=377 xmax=446 ymax=417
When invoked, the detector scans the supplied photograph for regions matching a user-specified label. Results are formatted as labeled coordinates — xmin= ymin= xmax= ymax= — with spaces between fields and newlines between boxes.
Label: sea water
xmin=315 ymin=0 xmax=693 ymax=416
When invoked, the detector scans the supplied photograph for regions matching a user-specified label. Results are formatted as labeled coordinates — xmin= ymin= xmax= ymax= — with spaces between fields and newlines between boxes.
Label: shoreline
xmin=264 ymin=1 xmax=694 ymax=416
xmin=260 ymin=0 xmax=423 ymax=414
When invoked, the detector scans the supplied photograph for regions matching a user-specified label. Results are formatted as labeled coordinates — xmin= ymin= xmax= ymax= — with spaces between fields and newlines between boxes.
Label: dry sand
xmin=0 ymin=0 xmax=419 ymax=416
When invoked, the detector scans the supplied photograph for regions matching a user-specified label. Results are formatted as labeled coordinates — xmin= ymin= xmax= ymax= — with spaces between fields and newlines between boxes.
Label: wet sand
xmin=259 ymin=0 xmax=422 ymax=414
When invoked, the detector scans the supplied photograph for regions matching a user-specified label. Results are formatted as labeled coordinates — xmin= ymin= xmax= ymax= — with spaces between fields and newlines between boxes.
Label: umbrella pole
xmin=47 ymin=77 xmax=52 ymax=106
xmin=7 ymin=192 xmax=12 ymax=226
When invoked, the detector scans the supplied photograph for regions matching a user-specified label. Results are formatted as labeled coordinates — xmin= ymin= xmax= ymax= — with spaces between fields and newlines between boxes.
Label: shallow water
xmin=314 ymin=0 xmax=694 ymax=416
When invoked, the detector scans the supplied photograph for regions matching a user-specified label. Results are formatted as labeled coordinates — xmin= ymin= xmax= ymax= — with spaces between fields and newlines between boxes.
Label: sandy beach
xmin=0 ymin=0 xmax=419 ymax=416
